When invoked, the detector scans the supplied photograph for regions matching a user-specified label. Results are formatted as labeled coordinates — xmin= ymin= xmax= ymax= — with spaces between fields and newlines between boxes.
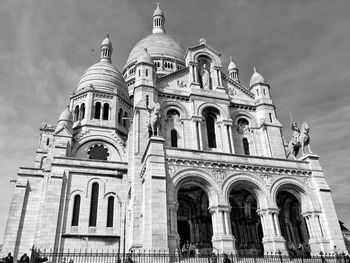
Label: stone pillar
xmin=302 ymin=212 xmax=329 ymax=254
xmin=301 ymin=154 xmax=345 ymax=254
xmin=210 ymin=206 xmax=236 ymax=254
xmin=257 ymin=209 xmax=287 ymax=255
xmin=141 ymin=137 xmax=169 ymax=250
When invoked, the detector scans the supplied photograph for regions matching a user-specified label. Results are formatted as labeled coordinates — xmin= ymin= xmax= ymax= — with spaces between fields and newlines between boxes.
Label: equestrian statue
xmin=286 ymin=112 xmax=312 ymax=159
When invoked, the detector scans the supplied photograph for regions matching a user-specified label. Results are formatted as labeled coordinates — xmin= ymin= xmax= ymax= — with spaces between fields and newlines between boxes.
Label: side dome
xmin=58 ymin=106 xmax=73 ymax=122
xmin=77 ymin=61 xmax=128 ymax=98
xmin=250 ymin=67 xmax=265 ymax=87
xmin=76 ymin=35 xmax=129 ymax=99
xmin=125 ymin=33 xmax=185 ymax=67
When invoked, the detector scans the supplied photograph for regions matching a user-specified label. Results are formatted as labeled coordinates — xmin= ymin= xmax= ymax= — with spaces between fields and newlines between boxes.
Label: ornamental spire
xmin=152 ymin=3 xmax=165 ymax=34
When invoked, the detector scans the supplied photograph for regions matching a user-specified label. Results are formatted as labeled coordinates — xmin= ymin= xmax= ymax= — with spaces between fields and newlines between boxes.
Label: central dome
xmin=125 ymin=33 xmax=185 ymax=67
xmin=123 ymin=4 xmax=185 ymax=73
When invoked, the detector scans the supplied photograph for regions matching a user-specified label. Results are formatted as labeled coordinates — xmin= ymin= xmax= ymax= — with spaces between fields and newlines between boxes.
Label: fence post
xmin=278 ymin=250 xmax=283 ymax=263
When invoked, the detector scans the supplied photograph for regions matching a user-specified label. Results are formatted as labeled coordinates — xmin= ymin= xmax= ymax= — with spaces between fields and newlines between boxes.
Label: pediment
xmin=54 ymin=125 xmax=72 ymax=137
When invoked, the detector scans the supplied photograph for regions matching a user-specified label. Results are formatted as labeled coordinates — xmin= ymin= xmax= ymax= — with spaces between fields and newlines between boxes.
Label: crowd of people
xmin=0 ymin=253 xmax=29 ymax=263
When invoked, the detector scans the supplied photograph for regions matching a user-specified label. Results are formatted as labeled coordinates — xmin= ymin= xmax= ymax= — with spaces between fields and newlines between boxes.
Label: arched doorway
xmin=229 ymin=188 xmax=264 ymax=256
xmin=277 ymin=191 xmax=309 ymax=254
xmin=177 ymin=184 xmax=213 ymax=253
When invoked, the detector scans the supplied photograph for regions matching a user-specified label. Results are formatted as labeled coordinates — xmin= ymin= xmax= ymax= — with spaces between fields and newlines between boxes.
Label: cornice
xmin=166 ymin=157 xmax=312 ymax=176
xmin=156 ymin=67 xmax=189 ymax=83
xmin=222 ymin=73 xmax=255 ymax=99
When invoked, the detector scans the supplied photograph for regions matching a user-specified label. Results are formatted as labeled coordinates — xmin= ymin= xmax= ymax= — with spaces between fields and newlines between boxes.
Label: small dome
xmin=228 ymin=57 xmax=237 ymax=71
xmin=55 ymin=106 xmax=73 ymax=133
xmin=250 ymin=67 xmax=265 ymax=87
xmin=58 ymin=106 xmax=73 ymax=122
xmin=137 ymin=48 xmax=153 ymax=64
xmin=77 ymin=61 xmax=129 ymax=99
xmin=153 ymin=3 xmax=164 ymax=17
xmin=125 ymin=33 xmax=185 ymax=68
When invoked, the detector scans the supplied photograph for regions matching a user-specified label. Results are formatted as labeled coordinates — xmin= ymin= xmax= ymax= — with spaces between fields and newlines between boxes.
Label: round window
xmin=88 ymin=144 xmax=110 ymax=161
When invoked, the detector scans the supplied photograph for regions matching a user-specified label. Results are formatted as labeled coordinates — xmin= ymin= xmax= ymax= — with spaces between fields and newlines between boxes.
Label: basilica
xmin=2 ymin=4 xmax=346 ymax=258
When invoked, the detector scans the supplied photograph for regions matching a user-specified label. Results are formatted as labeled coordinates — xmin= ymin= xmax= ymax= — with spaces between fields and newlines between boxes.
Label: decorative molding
xmin=166 ymin=157 xmax=312 ymax=177
xmin=72 ymin=93 xmax=88 ymax=103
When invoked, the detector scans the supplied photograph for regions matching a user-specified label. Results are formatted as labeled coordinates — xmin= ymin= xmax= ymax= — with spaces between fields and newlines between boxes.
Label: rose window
xmin=88 ymin=144 xmax=110 ymax=161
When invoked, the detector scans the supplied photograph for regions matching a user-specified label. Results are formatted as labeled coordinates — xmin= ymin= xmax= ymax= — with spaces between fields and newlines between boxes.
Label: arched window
xmin=46 ymin=138 xmax=50 ymax=146
xmin=146 ymin=95 xmax=149 ymax=108
xmin=171 ymin=129 xmax=178 ymax=147
xmin=107 ymin=196 xmax=114 ymax=227
xmin=94 ymin=102 xmax=101 ymax=119
xmin=74 ymin=105 xmax=79 ymax=122
xmin=206 ymin=115 xmax=216 ymax=148
xmin=71 ymin=195 xmax=81 ymax=226
xmin=123 ymin=112 xmax=128 ymax=127
xmin=145 ymin=69 xmax=148 ymax=77
xmin=118 ymin=108 xmax=123 ymax=124
xmin=243 ymin=138 xmax=250 ymax=155
xmin=80 ymin=103 xmax=85 ymax=120
xmin=89 ymin=183 xmax=99 ymax=227
xmin=103 ymin=103 xmax=109 ymax=120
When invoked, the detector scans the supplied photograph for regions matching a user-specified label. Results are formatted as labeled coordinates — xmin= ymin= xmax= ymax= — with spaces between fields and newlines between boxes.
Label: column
xmin=304 ymin=215 xmax=314 ymax=237
xmin=224 ymin=210 xmax=232 ymax=235
xmin=210 ymin=206 xmax=236 ymax=254
xmin=227 ymin=124 xmax=234 ymax=153
xmin=273 ymin=212 xmax=282 ymax=236
xmin=198 ymin=120 xmax=203 ymax=150
xmin=192 ymin=120 xmax=199 ymax=150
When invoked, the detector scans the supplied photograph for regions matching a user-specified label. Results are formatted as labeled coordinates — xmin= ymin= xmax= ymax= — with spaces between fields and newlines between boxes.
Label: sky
xmin=0 ymin=0 xmax=350 ymax=244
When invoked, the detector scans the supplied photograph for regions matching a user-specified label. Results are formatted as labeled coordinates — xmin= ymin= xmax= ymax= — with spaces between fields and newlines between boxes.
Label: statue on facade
xmin=148 ymin=103 xmax=161 ymax=137
xmin=286 ymin=112 xmax=312 ymax=159
xmin=199 ymin=64 xmax=210 ymax=90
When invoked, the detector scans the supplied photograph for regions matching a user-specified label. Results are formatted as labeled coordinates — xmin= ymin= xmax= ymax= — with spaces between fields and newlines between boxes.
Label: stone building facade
xmin=2 ymin=4 xmax=346 ymax=258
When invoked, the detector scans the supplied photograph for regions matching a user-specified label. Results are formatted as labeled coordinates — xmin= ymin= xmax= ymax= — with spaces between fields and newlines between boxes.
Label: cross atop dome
xmin=152 ymin=3 xmax=165 ymax=34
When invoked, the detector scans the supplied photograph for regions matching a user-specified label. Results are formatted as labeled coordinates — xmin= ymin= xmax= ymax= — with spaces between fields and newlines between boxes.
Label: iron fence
xmin=28 ymin=248 xmax=350 ymax=263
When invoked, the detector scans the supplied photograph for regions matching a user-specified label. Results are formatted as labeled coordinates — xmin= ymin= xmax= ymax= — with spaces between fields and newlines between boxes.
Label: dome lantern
xmin=100 ymin=33 xmax=113 ymax=63
xmin=228 ymin=57 xmax=239 ymax=82
xmin=152 ymin=3 xmax=165 ymax=34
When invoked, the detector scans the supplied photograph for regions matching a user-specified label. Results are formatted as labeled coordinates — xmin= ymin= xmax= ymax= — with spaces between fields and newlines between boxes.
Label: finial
xmin=254 ymin=67 xmax=257 ymax=73
xmin=230 ymin=56 xmax=233 ymax=62
xmin=199 ymin=38 xmax=207 ymax=44
xmin=66 ymin=105 xmax=70 ymax=110
xmin=106 ymin=33 xmax=110 ymax=39
xmin=156 ymin=2 xmax=160 ymax=8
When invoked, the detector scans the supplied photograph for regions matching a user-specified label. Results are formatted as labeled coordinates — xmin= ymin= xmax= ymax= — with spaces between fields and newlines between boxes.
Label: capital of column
xmin=209 ymin=205 xmax=231 ymax=214
xmin=191 ymin=116 xmax=203 ymax=122
xmin=222 ymin=119 xmax=233 ymax=126
xmin=169 ymin=201 xmax=179 ymax=211
xmin=188 ymin=61 xmax=198 ymax=66
xmin=257 ymin=208 xmax=279 ymax=216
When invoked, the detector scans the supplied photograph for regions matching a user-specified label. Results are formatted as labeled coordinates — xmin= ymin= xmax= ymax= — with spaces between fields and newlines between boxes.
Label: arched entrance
xmin=177 ymin=184 xmax=213 ymax=252
xmin=229 ymin=188 xmax=264 ymax=256
xmin=277 ymin=191 xmax=309 ymax=255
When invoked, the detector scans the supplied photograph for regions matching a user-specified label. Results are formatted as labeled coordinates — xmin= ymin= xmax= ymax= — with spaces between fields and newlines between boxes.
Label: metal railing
xmin=28 ymin=248 xmax=350 ymax=263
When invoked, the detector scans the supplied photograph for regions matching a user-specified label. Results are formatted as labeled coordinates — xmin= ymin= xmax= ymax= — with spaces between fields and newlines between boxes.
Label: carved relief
xmin=212 ymin=169 xmax=227 ymax=181
xmin=259 ymin=174 xmax=272 ymax=185
xmin=177 ymin=79 xmax=187 ymax=88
